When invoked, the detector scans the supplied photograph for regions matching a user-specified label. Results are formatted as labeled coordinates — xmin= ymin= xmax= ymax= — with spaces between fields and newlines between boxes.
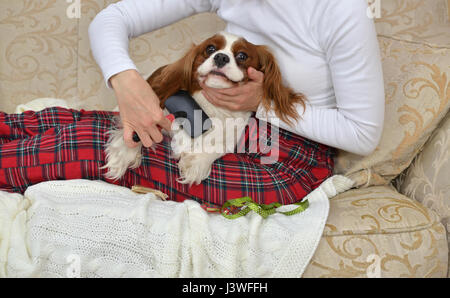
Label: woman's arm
xmin=257 ymin=0 xmax=385 ymax=156
xmin=88 ymin=0 xmax=214 ymax=87
xmin=88 ymin=0 xmax=214 ymax=148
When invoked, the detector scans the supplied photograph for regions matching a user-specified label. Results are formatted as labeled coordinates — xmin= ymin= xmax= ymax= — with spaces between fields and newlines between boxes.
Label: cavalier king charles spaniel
xmin=103 ymin=31 xmax=305 ymax=185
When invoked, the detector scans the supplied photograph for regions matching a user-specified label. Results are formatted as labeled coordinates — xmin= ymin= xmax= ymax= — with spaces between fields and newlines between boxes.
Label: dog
xmin=103 ymin=31 xmax=305 ymax=185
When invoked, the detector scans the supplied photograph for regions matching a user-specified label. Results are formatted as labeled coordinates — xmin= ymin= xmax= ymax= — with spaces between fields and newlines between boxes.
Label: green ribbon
xmin=219 ymin=197 xmax=309 ymax=219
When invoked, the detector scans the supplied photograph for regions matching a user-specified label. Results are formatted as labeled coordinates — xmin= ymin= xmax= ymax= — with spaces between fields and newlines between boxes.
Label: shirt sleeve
xmin=256 ymin=0 xmax=385 ymax=156
xmin=88 ymin=0 xmax=215 ymax=88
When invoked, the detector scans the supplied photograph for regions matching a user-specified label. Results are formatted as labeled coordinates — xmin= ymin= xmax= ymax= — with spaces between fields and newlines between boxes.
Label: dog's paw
xmin=177 ymin=154 xmax=214 ymax=186
xmin=101 ymin=129 xmax=142 ymax=181
xmin=103 ymin=163 xmax=128 ymax=181
xmin=102 ymin=151 xmax=142 ymax=181
xmin=170 ymin=126 xmax=192 ymax=159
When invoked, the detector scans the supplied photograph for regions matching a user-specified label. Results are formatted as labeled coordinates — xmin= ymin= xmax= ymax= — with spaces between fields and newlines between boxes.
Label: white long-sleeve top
xmin=88 ymin=0 xmax=385 ymax=156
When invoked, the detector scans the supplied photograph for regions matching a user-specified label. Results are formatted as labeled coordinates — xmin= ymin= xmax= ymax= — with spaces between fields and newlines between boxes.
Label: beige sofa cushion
xmin=335 ymin=0 xmax=450 ymax=187
xmin=0 ymin=0 xmax=225 ymax=113
xmin=303 ymin=186 xmax=448 ymax=277
xmin=77 ymin=6 xmax=225 ymax=112
xmin=374 ymin=0 xmax=450 ymax=47
xmin=399 ymin=114 xmax=450 ymax=276
xmin=335 ymin=37 xmax=450 ymax=188
xmin=0 ymin=0 xmax=79 ymax=112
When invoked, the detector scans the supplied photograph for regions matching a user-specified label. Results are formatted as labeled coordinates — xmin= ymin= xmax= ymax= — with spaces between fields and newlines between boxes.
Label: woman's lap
xmin=0 ymin=108 xmax=113 ymax=192
xmin=0 ymin=107 xmax=335 ymax=208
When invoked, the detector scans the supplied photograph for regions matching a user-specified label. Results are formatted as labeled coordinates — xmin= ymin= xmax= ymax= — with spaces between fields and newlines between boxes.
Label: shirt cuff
xmin=103 ymin=63 xmax=139 ymax=89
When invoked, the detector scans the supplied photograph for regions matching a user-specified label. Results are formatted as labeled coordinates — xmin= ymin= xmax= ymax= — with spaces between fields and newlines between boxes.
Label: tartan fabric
xmin=0 ymin=107 xmax=335 ymax=208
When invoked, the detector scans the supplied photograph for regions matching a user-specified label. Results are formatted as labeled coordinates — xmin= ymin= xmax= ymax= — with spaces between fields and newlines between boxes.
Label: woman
xmin=0 ymin=0 xmax=384 ymax=209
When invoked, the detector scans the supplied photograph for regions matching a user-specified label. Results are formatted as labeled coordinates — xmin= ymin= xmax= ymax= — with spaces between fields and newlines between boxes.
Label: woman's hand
xmin=110 ymin=69 xmax=172 ymax=148
xmin=200 ymin=67 xmax=264 ymax=112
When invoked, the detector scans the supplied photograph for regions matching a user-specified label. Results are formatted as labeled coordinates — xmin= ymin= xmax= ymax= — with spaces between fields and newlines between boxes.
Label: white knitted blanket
xmin=0 ymin=176 xmax=353 ymax=278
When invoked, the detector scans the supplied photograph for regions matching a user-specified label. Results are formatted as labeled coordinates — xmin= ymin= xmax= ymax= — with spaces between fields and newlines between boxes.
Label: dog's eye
xmin=206 ymin=45 xmax=216 ymax=55
xmin=236 ymin=52 xmax=248 ymax=62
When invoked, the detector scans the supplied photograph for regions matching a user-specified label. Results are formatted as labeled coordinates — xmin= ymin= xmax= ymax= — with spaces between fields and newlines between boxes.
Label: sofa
xmin=0 ymin=0 xmax=448 ymax=277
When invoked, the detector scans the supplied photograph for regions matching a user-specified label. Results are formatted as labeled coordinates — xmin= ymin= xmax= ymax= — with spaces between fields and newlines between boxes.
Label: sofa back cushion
xmin=335 ymin=0 xmax=450 ymax=187
xmin=0 ymin=0 xmax=225 ymax=113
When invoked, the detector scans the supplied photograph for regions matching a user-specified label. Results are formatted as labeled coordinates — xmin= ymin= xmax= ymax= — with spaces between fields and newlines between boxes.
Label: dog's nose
xmin=214 ymin=53 xmax=230 ymax=68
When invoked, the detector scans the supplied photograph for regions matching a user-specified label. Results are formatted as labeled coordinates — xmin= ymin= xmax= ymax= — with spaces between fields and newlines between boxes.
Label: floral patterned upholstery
xmin=399 ymin=114 xmax=450 ymax=277
xmin=304 ymin=186 xmax=447 ymax=277
xmin=334 ymin=37 xmax=450 ymax=188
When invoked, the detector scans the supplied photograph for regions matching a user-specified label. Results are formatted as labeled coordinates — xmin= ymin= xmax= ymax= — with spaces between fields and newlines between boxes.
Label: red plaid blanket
xmin=0 ymin=107 xmax=334 ymax=208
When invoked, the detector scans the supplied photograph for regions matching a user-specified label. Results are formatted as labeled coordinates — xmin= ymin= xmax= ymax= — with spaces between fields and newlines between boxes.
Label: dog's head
xmin=149 ymin=31 xmax=305 ymax=123
xmin=194 ymin=32 xmax=262 ymax=89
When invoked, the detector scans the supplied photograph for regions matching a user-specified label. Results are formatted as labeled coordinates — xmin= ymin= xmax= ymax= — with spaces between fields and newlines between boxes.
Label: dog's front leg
xmin=170 ymin=124 xmax=222 ymax=185
xmin=102 ymin=127 xmax=142 ymax=180
xmin=177 ymin=151 xmax=224 ymax=185
xmin=176 ymin=115 xmax=250 ymax=185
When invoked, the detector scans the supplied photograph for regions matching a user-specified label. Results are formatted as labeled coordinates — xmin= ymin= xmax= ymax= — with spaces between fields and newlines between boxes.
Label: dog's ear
xmin=147 ymin=44 xmax=200 ymax=105
xmin=257 ymin=45 xmax=306 ymax=125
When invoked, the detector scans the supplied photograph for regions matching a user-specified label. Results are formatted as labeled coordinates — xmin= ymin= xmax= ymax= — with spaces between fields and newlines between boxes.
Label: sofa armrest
xmin=397 ymin=113 xmax=450 ymax=275
xmin=398 ymin=113 xmax=449 ymax=218
xmin=447 ymin=0 xmax=450 ymax=20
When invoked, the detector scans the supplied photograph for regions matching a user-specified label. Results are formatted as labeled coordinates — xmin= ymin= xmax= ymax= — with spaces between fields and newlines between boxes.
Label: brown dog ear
xmin=147 ymin=44 xmax=199 ymax=106
xmin=257 ymin=45 xmax=306 ymax=125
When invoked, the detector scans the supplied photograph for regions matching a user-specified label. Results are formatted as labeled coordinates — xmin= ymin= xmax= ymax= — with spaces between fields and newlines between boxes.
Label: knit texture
xmin=0 ymin=176 xmax=353 ymax=277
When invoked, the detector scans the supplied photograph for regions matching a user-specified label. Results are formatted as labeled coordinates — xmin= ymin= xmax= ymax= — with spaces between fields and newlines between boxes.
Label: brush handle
xmin=164 ymin=90 xmax=211 ymax=138
xmin=133 ymin=90 xmax=211 ymax=142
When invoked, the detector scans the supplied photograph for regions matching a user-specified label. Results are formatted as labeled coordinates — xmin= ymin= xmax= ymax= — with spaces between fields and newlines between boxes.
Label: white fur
xmin=197 ymin=31 xmax=244 ymax=85
xmin=101 ymin=117 xmax=143 ymax=181
xmin=104 ymin=32 xmax=252 ymax=185
xmin=172 ymin=90 xmax=251 ymax=185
